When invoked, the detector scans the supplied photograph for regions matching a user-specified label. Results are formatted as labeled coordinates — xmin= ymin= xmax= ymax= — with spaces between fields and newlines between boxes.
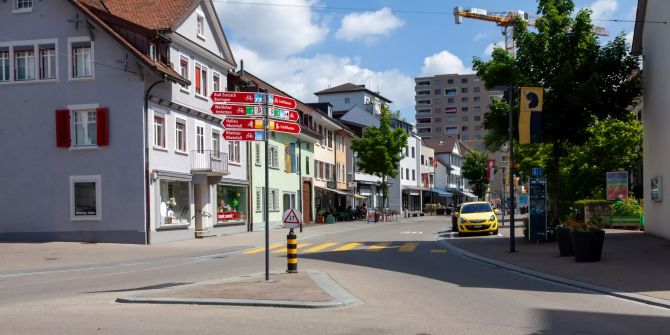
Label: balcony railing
xmin=191 ymin=150 xmax=229 ymax=175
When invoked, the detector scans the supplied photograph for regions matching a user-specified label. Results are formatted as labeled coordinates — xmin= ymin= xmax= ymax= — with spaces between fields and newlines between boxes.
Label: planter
xmin=556 ymin=227 xmax=573 ymax=257
xmin=326 ymin=214 xmax=336 ymax=224
xmin=570 ymin=230 xmax=605 ymax=262
xmin=608 ymin=215 xmax=644 ymax=230
xmin=316 ymin=215 xmax=325 ymax=224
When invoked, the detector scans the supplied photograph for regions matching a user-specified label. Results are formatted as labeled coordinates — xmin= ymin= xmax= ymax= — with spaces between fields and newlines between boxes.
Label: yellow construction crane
xmin=454 ymin=6 xmax=609 ymax=55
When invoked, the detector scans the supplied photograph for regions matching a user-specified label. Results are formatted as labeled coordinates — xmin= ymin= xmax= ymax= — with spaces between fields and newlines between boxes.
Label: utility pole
xmin=264 ymin=93 xmax=270 ymax=280
xmin=508 ymin=86 xmax=516 ymax=253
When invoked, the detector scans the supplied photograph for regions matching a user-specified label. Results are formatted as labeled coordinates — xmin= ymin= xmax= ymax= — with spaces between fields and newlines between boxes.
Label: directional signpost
xmin=210 ymin=90 xmax=300 ymax=281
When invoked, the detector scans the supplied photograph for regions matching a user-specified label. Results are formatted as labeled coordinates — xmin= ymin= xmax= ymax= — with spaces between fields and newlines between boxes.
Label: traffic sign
xmin=269 ymin=94 xmax=296 ymax=109
xmin=222 ymin=118 xmax=263 ymax=130
xmin=210 ymin=91 xmax=264 ymax=104
xmin=282 ymin=208 xmax=302 ymax=228
xmin=211 ymin=104 xmax=263 ymax=116
xmin=222 ymin=130 xmax=264 ymax=141
xmin=269 ymin=108 xmax=300 ymax=122
xmin=269 ymin=120 xmax=301 ymax=134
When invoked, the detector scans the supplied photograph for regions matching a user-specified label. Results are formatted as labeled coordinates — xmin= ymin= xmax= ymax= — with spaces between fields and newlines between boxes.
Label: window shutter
xmin=55 ymin=109 xmax=70 ymax=148
xmin=96 ymin=107 xmax=109 ymax=146
xmin=195 ymin=67 xmax=201 ymax=92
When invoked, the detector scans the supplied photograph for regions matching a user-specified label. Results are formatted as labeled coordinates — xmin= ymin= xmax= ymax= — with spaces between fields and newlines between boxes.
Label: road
xmin=2 ymin=217 xmax=670 ymax=334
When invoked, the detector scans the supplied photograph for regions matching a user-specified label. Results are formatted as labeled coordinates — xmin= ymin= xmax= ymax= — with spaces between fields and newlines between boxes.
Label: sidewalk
xmin=441 ymin=228 xmax=670 ymax=303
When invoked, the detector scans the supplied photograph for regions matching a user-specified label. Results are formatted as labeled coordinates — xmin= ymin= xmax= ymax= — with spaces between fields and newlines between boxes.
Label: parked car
xmin=451 ymin=205 xmax=461 ymax=231
xmin=457 ymin=202 xmax=499 ymax=236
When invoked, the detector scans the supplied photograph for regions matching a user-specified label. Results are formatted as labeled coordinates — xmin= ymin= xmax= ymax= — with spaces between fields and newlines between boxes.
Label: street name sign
xmin=210 ymin=91 xmax=264 ymax=104
xmin=282 ymin=208 xmax=302 ymax=228
xmin=211 ymin=104 xmax=263 ymax=116
xmin=269 ymin=120 xmax=301 ymax=134
xmin=222 ymin=130 xmax=264 ymax=141
xmin=221 ymin=118 xmax=264 ymax=130
xmin=269 ymin=94 xmax=297 ymax=109
xmin=269 ymin=108 xmax=300 ymax=122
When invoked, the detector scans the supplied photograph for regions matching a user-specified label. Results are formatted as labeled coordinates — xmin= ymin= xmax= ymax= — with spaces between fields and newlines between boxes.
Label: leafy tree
xmin=351 ymin=105 xmax=408 ymax=208
xmin=472 ymin=0 xmax=642 ymax=224
xmin=461 ymin=151 xmax=490 ymax=200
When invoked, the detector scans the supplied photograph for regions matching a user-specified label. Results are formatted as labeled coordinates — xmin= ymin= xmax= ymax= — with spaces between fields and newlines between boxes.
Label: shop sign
xmin=217 ymin=211 xmax=242 ymax=221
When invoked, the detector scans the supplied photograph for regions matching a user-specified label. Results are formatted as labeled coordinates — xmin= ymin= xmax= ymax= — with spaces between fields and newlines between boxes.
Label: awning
xmin=430 ymin=188 xmax=452 ymax=197
xmin=353 ymin=194 xmax=367 ymax=199
xmin=315 ymin=186 xmax=352 ymax=196
xmin=462 ymin=191 xmax=478 ymax=199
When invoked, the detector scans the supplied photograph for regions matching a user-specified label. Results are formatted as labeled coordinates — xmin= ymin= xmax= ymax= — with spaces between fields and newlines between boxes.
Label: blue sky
xmin=215 ymin=0 xmax=638 ymax=120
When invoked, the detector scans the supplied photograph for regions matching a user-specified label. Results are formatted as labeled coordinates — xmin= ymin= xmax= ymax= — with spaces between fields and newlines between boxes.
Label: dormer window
xmin=14 ymin=0 xmax=32 ymax=12
xmin=196 ymin=15 xmax=205 ymax=39
xmin=149 ymin=43 xmax=157 ymax=61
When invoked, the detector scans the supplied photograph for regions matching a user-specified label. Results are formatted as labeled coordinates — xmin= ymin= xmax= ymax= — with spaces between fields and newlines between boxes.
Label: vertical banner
xmin=486 ymin=159 xmax=496 ymax=181
xmin=606 ymin=171 xmax=629 ymax=200
xmin=519 ymin=87 xmax=543 ymax=145
xmin=529 ymin=178 xmax=547 ymax=241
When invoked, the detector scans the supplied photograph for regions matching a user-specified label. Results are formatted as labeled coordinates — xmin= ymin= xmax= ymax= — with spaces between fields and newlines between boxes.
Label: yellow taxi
xmin=457 ymin=202 xmax=499 ymax=236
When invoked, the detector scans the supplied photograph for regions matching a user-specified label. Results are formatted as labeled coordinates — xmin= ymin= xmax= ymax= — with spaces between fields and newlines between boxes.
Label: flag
xmin=486 ymin=159 xmax=496 ymax=181
xmin=519 ymin=87 xmax=543 ymax=144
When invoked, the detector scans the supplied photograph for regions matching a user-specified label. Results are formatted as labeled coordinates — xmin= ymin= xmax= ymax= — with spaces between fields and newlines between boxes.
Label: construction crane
xmin=454 ymin=6 xmax=609 ymax=55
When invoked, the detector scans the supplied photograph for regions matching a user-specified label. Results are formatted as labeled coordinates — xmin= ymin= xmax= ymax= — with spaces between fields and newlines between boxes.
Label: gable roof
xmin=314 ymin=83 xmax=392 ymax=103
xmin=75 ymin=0 xmax=198 ymax=30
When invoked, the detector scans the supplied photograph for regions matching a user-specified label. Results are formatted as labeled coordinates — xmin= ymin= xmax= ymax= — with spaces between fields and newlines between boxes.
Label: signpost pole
xmin=264 ymin=94 xmax=270 ymax=281
xmin=297 ymin=140 xmax=303 ymax=233
xmin=508 ymin=86 xmax=516 ymax=253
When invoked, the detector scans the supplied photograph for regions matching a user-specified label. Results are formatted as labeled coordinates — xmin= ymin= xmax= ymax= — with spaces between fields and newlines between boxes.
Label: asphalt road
xmin=2 ymin=217 xmax=670 ymax=334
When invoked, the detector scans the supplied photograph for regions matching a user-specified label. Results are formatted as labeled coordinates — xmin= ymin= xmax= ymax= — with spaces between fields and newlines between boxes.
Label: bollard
xmin=286 ymin=228 xmax=298 ymax=273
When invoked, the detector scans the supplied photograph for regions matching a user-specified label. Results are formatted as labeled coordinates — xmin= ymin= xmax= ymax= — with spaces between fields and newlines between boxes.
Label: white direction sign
xmin=282 ymin=208 xmax=302 ymax=228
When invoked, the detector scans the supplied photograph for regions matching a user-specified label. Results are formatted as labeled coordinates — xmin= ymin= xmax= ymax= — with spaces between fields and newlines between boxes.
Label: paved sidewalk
xmin=442 ymin=228 xmax=670 ymax=302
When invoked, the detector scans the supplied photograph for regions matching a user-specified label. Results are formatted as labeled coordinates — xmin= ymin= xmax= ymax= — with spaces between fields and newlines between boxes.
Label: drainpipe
xmin=144 ymin=78 xmax=165 ymax=245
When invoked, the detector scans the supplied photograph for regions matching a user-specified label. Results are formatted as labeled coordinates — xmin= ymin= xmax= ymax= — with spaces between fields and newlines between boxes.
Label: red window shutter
xmin=55 ymin=109 xmax=70 ymax=148
xmin=96 ymin=107 xmax=109 ymax=146
xmin=195 ymin=67 xmax=201 ymax=93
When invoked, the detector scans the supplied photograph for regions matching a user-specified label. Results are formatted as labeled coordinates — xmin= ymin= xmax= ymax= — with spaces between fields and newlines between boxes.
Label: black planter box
xmin=570 ymin=230 xmax=605 ymax=262
xmin=556 ymin=227 xmax=573 ymax=257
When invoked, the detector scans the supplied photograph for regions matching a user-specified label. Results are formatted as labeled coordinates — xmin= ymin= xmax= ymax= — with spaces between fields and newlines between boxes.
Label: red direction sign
xmin=210 ymin=91 xmax=263 ymax=104
xmin=269 ymin=120 xmax=301 ymax=134
xmin=269 ymin=108 xmax=300 ymax=122
xmin=211 ymin=104 xmax=263 ymax=116
xmin=222 ymin=130 xmax=264 ymax=141
xmin=222 ymin=118 xmax=264 ymax=130
xmin=270 ymin=94 xmax=297 ymax=109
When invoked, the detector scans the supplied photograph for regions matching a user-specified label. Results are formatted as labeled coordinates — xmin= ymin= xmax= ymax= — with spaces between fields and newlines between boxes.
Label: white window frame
xmin=0 ymin=49 xmax=9 ymax=82
xmin=153 ymin=112 xmax=166 ymax=150
xmin=68 ymin=36 xmax=94 ymax=81
xmin=195 ymin=123 xmax=205 ymax=153
xmin=194 ymin=61 xmax=208 ymax=98
xmin=175 ymin=117 xmax=187 ymax=154
xmin=269 ymin=145 xmax=279 ymax=169
xmin=212 ymin=71 xmax=221 ymax=93
xmin=14 ymin=48 xmax=34 ymax=81
xmin=70 ymin=175 xmax=102 ymax=221
xmin=39 ymin=45 xmax=57 ymax=80
xmin=67 ymin=103 xmax=100 ymax=150
xmin=270 ymin=189 xmax=280 ymax=212
xmin=228 ymin=140 xmax=241 ymax=164
xmin=211 ymin=129 xmax=221 ymax=159
xmin=196 ymin=14 xmax=206 ymax=40
xmin=149 ymin=43 xmax=157 ymax=61
xmin=179 ymin=54 xmax=190 ymax=92
xmin=13 ymin=0 xmax=32 ymax=13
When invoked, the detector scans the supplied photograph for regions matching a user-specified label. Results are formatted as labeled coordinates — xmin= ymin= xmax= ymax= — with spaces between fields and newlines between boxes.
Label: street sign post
xmin=221 ymin=118 xmax=264 ymax=130
xmin=282 ymin=208 xmax=302 ymax=229
xmin=269 ymin=108 xmax=300 ymax=122
xmin=269 ymin=120 xmax=301 ymax=134
xmin=210 ymin=91 xmax=264 ymax=104
xmin=222 ymin=130 xmax=264 ymax=141
xmin=269 ymin=94 xmax=297 ymax=109
xmin=211 ymin=104 xmax=263 ymax=116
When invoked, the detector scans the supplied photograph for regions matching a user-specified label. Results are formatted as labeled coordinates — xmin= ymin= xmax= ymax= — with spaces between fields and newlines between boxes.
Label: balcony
xmin=191 ymin=150 xmax=229 ymax=176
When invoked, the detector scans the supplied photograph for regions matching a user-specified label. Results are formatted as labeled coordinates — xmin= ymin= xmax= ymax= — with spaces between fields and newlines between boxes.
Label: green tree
xmin=472 ymin=0 xmax=642 ymax=224
xmin=351 ymin=105 xmax=408 ymax=208
xmin=461 ymin=151 xmax=490 ymax=200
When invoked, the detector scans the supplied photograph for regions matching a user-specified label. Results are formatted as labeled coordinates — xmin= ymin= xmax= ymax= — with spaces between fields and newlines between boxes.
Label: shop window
xmin=70 ymin=175 xmax=101 ymax=221
xmin=216 ymin=185 xmax=247 ymax=224
xmin=158 ymin=180 xmax=191 ymax=226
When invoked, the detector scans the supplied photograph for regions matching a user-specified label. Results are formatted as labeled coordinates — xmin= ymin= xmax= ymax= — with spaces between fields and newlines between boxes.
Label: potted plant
xmin=556 ymin=206 xmax=582 ymax=256
xmin=316 ymin=210 xmax=325 ymax=224
xmin=568 ymin=213 xmax=605 ymax=262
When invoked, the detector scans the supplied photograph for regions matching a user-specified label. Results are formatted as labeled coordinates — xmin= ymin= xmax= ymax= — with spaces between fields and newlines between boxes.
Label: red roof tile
xmin=76 ymin=0 xmax=199 ymax=30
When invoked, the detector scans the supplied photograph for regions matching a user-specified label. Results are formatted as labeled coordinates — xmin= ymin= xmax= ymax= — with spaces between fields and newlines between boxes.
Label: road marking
xmin=303 ymin=242 xmax=338 ymax=253
xmin=333 ymin=242 xmax=362 ymax=251
xmin=366 ymin=242 xmax=392 ymax=251
xmin=398 ymin=242 xmax=418 ymax=253
xmin=431 ymin=249 xmax=447 ymax=253
xmin=242 ymin=243 xmax=284 ymax=254
xmin=400 ymin=231 xmax=423 ymax=235
xmin=272 ymin=243 xmax=312 ymax=254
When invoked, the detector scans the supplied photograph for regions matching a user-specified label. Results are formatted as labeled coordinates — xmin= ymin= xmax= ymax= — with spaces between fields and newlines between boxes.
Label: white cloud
xmin=626 ymin=5 xmax=638 ymax=20
xmin=232 ymin=44 xmax=416 ymax=119
xmin=215 ymin=0 xmax=328 ymax=57
xmin=587 ymin=0 xmax=618 ymax=20
xmin=335 ymin=7 xmax=404 ymax=42
xmin=483 ymin=41 xmax=505 ymax=56
xmin=419 ymin=50 xmax=473 ymax=77
xmin=625 ymin=31 xmax=634 ymax=46
xmin=473 ymin=31 xmax=496 ymax=42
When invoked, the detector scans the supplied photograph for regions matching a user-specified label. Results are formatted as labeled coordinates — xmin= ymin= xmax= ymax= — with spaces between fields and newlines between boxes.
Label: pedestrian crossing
xmin=241 ymin=241 xmax=446 ymax=254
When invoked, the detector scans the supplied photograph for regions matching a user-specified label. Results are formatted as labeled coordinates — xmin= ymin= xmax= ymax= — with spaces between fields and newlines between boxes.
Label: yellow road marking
xmin=366 ymin=242 xmax=392 ymax=251
xmin=398 ymin=242 xmax=418 ymax=253
xmin=430 ymin=249 xmax=447 ymax=253
xmin=242 ymin=243 xmax=283 ymax=254
xmin=272 ymin=243 xmax=312 ymax=254
xmin=333 ymin=242 xmax=362 ymax=251
xmin=303 ymin=242 xmax=338 ymax=253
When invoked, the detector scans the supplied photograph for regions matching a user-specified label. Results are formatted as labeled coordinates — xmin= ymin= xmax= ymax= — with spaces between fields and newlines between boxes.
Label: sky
xmin=214 ymin=0 xmax=638 ymax=121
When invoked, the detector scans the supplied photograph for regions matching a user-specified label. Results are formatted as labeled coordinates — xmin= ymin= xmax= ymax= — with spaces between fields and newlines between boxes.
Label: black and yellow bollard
xmin=286 ymin=228 xmax=298 ymax=273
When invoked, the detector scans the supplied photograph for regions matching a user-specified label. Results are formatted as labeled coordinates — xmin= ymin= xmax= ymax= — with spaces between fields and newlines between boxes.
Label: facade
xmin=433 ymin=139 xmax=477 ymax=206
xmin=0 ymin=0 xmax=250 ymax=243
xmin=632 ymin=0 xmax=670 ymax=239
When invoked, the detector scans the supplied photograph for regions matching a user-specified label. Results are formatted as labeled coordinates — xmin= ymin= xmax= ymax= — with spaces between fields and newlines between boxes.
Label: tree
xmin=472 ymin=0 xmax=642 ymax=224
xmin=351 ymin=105 xmax=408 ymax=208
xmin=461 ymin=151 xmax=490 ymax=200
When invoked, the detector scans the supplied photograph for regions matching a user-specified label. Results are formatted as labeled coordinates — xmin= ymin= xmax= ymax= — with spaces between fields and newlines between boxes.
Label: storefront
xmin=215 ymin=184 xmax=247 ymax=226
xmin=157 ymin=178 xmax=192 ymax=228
xmin=356 ymin=183 xmax=383 ymax=209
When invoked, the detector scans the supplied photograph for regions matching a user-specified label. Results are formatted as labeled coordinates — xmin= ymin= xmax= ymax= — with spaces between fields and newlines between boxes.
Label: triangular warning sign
xmin=284 ymin=209 xmax=300 ymax=224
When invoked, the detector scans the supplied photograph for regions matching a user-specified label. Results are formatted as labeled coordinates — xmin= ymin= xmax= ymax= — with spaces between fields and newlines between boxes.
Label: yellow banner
xmin=519 ymin=87 xmax=543 ymax=145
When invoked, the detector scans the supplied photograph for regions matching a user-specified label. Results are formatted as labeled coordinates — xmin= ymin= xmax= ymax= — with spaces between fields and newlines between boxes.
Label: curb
xmin=436 ymin=237 xmax=670 ymax=310
xmin=116 ymin=270 xmax=360 ymax=309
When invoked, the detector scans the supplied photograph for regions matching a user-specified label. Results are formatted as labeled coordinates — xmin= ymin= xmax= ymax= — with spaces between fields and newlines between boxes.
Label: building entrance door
xmin=302 ymin=181 xmax=312 ymax=223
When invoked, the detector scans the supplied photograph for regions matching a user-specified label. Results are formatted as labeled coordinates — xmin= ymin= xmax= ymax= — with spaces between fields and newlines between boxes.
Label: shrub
xmin=610 ymin=198 xmax=643 ymax=217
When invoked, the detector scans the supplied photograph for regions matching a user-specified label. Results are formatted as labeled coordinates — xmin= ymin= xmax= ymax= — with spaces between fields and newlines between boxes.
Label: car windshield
xmin=460 ymin=203 xmax=492 ymax=214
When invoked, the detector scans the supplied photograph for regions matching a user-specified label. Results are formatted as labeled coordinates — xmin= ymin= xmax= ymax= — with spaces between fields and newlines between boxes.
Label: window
xmin=255 ymin=187 xmax=263 ymax=212
xmin=269 ymin=145 xmax=279 ymax=168
xmin=474 ymin=87 xmax=481 ymax=93
xmin=345 ymin=97 xmax=351 ymax=104
xmin=176 ymin=120 xmax=186 ymax=152
xmin=474 ymin=107 xmax=481 ymax=113
xmin=196 ymin=125 xmax=204 ymax=152
xmin=0 ymin=49 xmax=8 ymax=81
xmin=445 ymin=126 xmax=458 ymax=135
xmin=74 ymin=110 xmax=97 ymax=146
xmin=228 ymin=141 xmax=240 ymax=163
xmin=412 ymin=170 xmax=416 ymax=181
xmin=179 ymin=56 xmax=189 ymax=89
xmin=195 ymin=63 xmax=207 ymax=96
xmin=444 ymin=88 xmax=458 ymax=96
xmin=39 ymin=46 xmax=56 ymax=80
xmin=461 ymin=97 xmax=469 ymax=103
xmin=435 ymin=117 xmax=442 ymax=122
xmin=417 ymin=109 xmax=431 ymax=113
xmin=462 ymin=116 xmax=469 ymax=122
xmin=270 ymin=189 xmax=280 ymax=212
xmin=461 ymin=87 xmax=468 ymax=93
xmin=447 ymin=79 xmax=454 ymax=84
xmin=197 ymin=14 xmax=205 ymax=38
xmin=211 ymin=130 xmax=220 ymax=158
xmin=216 ymin=185 xmax=246 ymax=224
xmin=417 ymin=90 xmax=430 ymax=96
xmin=417 ymin=100 xmax=431 ymax=105
xmin=306 ymin=156 xmax=310 ymax=175
xmin=461 ymin=78 xmax=468 ymax=83
xmin=14 ymin=48 xmax=34 ymax=81
xmin=474 ymin=96 xmax=481 ymax=103
xmin=148 ymin=43 xmax=157 ymax=61
xmin=327 ymin=130 xmax=333 ymax=148
xmin=14 ymin=0 xmax=32 ymax=11
xmin=446 ymin=116 xmax=455 ymax=122
xmin=447 ymin=97 xmax=455 ymax=104
xmin=417 ymin=80 xmax=430 ymax=86
xmin=475 ymin=125 xmax=482 ymax=131
xmin=435 ymin=79 xmax=441 ymax=85
xmin=411 ymin=147 xmax=415 ymax=158
xmin=421 ymin=155 xmax=425 ymax=165
xmin=212 ymin=72 xmax=221 ymax=92
xmin=416 ymin=118 xmax=431 ymax=124
xmin=255 ymin=143 xmax=261 ymax=165
xmin=70 ymin=175 xmax=101 ymax=221
xmin=461 ymin=126 xmax=469 ymax=132
xmin=462 ymin=107 xmax=469 ymax=112
xmin=445 ymin=107 xmax=457 ymax=114
xmin=71 ymin=39 xmax=93 ymax=79
xmin=153 ymin=115 xmax=165 ymax=148
xmin=434 ymin=89 xmax=441 ymax=95
xmin=474 ymin=116 xmax=481 ymax=121
xmin=406 ymin=168 xmax=409 ymax=180
xmin=475 ymin=135 xmax=482 ymax=140
xmin=462 ymin=134 xmax=469 ymax=140
xmin=159 ymin=179 xmax=191 ymax=225
xmin=474 ymin=77 xmax=481 ymax=83
xmin=283 ymin=192 xmax=296 ymax=212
